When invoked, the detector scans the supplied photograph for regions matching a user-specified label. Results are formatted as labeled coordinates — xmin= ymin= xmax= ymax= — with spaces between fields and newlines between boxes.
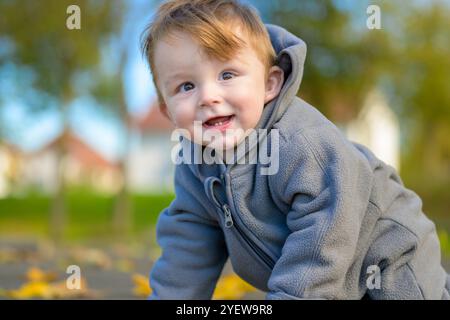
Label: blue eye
xmin=221 ymin=72 xmax=235 ymax=80
xmin=179 ymin=82 xmax=195 ymax=92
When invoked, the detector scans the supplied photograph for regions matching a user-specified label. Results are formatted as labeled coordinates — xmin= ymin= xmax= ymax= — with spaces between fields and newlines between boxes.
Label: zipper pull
xmin=222 ymin=204 xmax=234 ymax=228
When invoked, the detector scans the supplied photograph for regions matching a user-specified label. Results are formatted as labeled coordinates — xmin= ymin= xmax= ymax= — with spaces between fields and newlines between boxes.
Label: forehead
xmin=153 ymin=30 xmax=260 ymax=82
xmin=154 ymin=32 xmax=205 ymax=69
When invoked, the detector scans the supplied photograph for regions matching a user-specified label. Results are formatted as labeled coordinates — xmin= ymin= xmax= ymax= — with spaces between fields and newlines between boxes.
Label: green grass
xmin=1 ymin=189 xmax=449 ymax=258
xmin=0 ymin=190 xmax=174 ymax=241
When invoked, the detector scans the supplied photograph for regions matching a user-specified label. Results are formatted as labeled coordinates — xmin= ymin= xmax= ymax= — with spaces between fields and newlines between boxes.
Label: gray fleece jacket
xmin=149 ymin=24 xmax=450 ymax=300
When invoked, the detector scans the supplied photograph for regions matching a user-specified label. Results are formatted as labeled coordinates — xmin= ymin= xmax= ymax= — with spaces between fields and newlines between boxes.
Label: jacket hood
xmin=255 ymin=24 xmax=307 ymax=130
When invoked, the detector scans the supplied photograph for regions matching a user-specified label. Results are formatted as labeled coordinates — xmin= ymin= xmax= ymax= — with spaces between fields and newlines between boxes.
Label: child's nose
xmin=198 ymin=83 xmax=222 ymax=108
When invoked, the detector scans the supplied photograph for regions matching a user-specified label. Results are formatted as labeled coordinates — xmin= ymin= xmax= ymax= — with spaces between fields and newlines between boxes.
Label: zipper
xmin=222 ymin=204 xmax=234 ymax=228
xmin=221 ymin=203 xmax=275 ymax=269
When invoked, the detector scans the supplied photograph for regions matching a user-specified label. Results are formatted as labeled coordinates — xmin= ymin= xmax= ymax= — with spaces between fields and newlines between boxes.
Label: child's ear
xmin=264 ymin=66 xmax=284 ymax=104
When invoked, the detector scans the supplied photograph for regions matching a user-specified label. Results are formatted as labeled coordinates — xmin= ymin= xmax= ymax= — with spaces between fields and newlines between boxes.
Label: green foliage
xmin=0 ymin=191 xmax=175 ymax=240
xmin=391 ymin=4 xmax=450 ymax=189
xmin=438 ymin=229 xmax=450 ymax=258
xmin=0 ymin=0 xmax=124 ymax=102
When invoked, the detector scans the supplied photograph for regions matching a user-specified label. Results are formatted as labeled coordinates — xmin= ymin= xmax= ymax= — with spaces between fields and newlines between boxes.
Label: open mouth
xmin=202 ymin=115 xmax=235 ymax=130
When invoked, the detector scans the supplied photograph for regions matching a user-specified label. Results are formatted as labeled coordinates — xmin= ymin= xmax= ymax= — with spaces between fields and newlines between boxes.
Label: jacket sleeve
xmin=266 ymin=125 xmax=374 ymax=299
xmin=149 ymin=164 xmax=228 ymax=299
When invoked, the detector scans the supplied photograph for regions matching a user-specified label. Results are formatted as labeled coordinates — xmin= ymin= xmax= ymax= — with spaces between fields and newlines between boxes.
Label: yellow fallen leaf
xmin=3 ymin=273 xmax=97 ymax=300
xmin=213 ymin=274 xmax=256 ymax=300
xmin=132 ymin=274 xmax=152 ymax=297
xmin=6 ymin=281 xmax=53 ymax=299
xmin=25 ymin=267 xmax=58 ymax=282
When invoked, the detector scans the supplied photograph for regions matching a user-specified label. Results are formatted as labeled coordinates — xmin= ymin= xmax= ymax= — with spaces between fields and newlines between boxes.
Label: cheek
xmin=169 ymin=100 xmax=196 ymax=127
xmin=229 ymin=85 xmax=265 ymax=123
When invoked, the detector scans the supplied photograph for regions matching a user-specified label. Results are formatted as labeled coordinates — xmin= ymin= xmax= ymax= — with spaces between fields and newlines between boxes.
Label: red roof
xmin=32 ymin=130 xmax=118 ymax=171
xmin=0 ymin=141 xmax=23 ymax=155
xmin=131 ymin=101 xmax=174 ymax=133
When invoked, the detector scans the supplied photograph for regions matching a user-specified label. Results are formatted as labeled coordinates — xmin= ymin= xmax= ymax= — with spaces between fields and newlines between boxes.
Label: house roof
xmin=0 ymin=141 xmax=23 ymax=155
xmin=30 ymin=130 xmax=119 ymax=171
xmin=130 ymin=100 xmax=174 ymax=133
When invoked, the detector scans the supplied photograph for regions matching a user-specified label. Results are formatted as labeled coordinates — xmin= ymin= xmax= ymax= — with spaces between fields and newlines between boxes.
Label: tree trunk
xmin=50 ymin=127 xmax=68 ymax=243
xmin=50 ymin=99 xmax=70 ymax=243
xmin=112 ymin=51 xmax=132 ymax=239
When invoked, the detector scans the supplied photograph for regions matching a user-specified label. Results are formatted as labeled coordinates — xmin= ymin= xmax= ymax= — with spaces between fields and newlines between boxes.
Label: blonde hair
xmin=141 ymin=0 xmax=276 ymax=113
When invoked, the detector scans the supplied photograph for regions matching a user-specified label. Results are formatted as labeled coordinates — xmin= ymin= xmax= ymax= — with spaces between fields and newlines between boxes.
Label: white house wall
xmin=21 ymin=151 xmax=59 ymax=193
xmin=346 ymin=90 xmax=400 ymax=170
xmin=0 ymin=147 xmax=10 ymax=197
xmin=127 ymin=133 xmax=175 ymax=193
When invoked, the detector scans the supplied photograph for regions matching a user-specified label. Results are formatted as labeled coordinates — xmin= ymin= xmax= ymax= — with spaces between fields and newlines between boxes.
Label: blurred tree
xmin=389 ymin=3 xmax=450 ymax=217
xmin=90 ymin=0 xmax=157 ymax=238
xmin=265 ymin=0 xmax=395 ymax=123
xmin=90 ymin=43 xmax=134 ymax=238
xmin=0 ymin=0 xmax=124 ymax=241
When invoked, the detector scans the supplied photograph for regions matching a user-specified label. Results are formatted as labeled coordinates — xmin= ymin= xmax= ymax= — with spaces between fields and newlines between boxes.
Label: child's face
xmin=154 ymin=29 xmax=282 ymax=150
